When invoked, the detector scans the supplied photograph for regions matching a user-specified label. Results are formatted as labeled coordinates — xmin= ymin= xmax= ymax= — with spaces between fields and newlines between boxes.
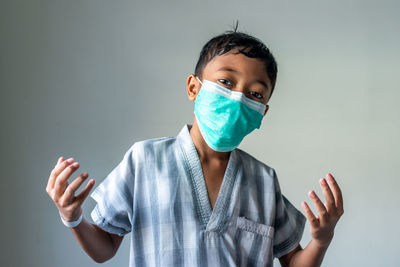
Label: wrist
xmin=59 ymin=211 xmax=83 ymax=228
xmin=311 ymin=238 xmax=331 ymax=251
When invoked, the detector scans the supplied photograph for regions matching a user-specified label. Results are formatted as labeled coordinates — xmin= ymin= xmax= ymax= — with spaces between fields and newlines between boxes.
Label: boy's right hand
xmin=46 ymin=156 xmax=95 ymax=222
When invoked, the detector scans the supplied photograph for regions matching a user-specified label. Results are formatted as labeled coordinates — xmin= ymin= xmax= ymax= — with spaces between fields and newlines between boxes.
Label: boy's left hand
xmin=301 ymin=173 xmax=344 ymax=248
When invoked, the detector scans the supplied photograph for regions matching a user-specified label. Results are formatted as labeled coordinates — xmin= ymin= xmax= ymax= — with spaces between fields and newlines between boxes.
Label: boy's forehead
xmin=205 ymin=51 xmax=269 ymax=80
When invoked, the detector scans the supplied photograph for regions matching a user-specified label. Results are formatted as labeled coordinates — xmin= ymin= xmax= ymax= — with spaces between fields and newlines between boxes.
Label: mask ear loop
xmin=196 ymin=76 xmax=203 ymax=85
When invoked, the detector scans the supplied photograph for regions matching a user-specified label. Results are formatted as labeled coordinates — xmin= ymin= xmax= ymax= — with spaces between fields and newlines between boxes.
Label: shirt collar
xmin=176 ymin=124 xmax=240 ymax=231
xmin=176 ymin=124 xmax=194 ymax=152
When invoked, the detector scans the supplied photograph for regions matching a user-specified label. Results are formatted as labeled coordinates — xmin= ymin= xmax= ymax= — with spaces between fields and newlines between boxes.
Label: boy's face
xmin=187 ymin=48 xmax=272 ymax=116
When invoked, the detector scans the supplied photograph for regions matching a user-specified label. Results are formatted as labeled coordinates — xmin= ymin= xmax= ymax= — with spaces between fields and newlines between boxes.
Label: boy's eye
xmin=249 ymin=91 xmax=263 ymax=99
xmin=218 ymin=79 xmax=232 ymax=86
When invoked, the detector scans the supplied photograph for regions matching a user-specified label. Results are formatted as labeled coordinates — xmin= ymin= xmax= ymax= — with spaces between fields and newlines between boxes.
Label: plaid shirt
xmin=90 ymin=124 xmax=305 ymax=267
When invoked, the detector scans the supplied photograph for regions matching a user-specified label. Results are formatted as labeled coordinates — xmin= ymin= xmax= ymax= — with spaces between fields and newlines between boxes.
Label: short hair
xmin=194 ymin=27 xmax=278 ymax=98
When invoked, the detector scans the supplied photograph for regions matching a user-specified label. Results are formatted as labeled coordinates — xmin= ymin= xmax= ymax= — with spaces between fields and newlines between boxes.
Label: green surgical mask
xmin=194 ymin=77 xmax=266 ymax=152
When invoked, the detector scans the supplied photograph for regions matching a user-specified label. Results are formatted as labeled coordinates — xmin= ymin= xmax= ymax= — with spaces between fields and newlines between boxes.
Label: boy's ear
xmin=263 ymin=105 xmax=269 ymax=116
xmin=186 ymin=74 xmax=201 ymax=101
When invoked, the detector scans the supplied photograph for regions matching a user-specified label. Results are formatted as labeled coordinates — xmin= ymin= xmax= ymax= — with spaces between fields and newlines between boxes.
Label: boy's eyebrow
xmin=217 ymin=67 xmax=240 ymax=73
xmin=217 ymin=67 xmax=270 ymax=91
xmin=256 ymin=80 xmax=270 ymax=91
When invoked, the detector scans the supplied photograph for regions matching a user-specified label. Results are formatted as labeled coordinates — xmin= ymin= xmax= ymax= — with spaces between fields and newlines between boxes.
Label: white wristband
xmin=60 ymin=212 xmax=83 ymax=228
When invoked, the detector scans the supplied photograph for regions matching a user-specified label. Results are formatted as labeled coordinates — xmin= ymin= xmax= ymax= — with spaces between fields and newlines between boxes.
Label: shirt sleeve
xmin=90 ymin=144 xmax=135 ymax=236
xmin=272 ymin=169 xmax=306 ymax=259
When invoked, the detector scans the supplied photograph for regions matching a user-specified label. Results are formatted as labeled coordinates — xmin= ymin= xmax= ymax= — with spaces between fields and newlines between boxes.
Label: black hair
xmin=194 ymin=22 xmax=278 ymax=97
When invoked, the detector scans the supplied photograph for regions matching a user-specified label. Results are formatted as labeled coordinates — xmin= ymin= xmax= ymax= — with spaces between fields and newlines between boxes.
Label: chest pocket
xmin=233 ymin=216 xmax=275 ymax=267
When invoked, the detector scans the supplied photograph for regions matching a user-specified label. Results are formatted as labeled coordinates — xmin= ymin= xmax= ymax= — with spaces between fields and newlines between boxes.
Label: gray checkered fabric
xmin=90 ymin=124 xmax=305 ymax=266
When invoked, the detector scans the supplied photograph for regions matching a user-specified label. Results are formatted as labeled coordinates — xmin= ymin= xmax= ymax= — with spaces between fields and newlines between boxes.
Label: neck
xmin=189 ymin=115 xmax=231 ymax=162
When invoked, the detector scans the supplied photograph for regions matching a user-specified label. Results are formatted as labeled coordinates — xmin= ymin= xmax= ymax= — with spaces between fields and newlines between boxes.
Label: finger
xmin=319 ymin=178 xmax=335 ymax=213
xmin=326 ymin=173 xmax=344 ymax=215
xmin=57 ymin=156 xmax=64 ymax=165
xmin=54 ymin=162 xmax=80 ymax=199
xmin=308 ymin=190 xmax=329 ymax=223
xmin=62 ymin=172 xmax=89 ymax=203
xmin=47 ymin=157 xmax=74 ymax=192
xmin=301 ymin=201 xmax=319 ymax=228
xmin=47 ymin=156 xmax=67 ymax=194
xmin=75 ymin=179 xmax=95 ymax=206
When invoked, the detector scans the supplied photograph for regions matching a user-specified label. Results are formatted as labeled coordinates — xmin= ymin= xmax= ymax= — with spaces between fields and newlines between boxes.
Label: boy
xmin=46 ymin=29 xmax=343 ymax=267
